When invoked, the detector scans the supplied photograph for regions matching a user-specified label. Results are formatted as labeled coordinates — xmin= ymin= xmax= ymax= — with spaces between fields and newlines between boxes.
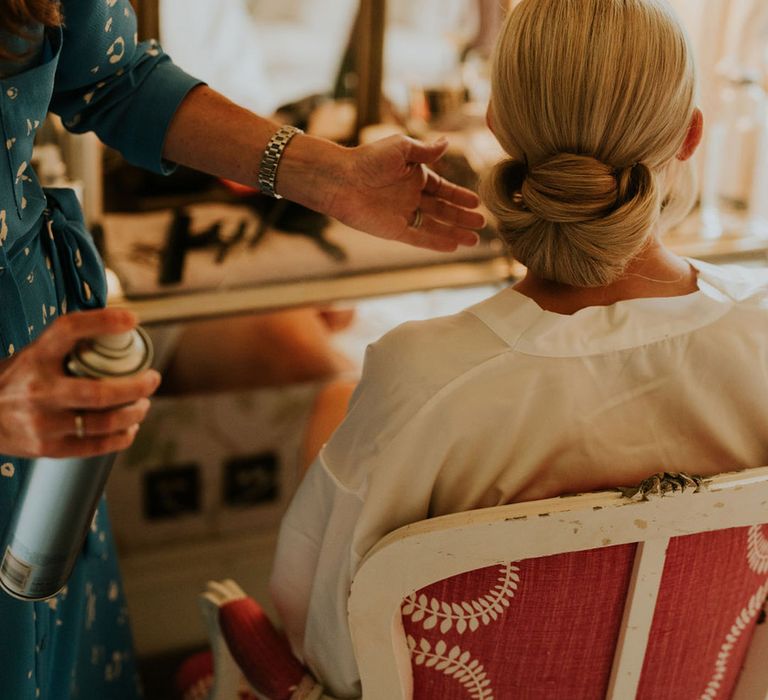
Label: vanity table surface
xmin=105 ymin=213 xmax=768 ymax=325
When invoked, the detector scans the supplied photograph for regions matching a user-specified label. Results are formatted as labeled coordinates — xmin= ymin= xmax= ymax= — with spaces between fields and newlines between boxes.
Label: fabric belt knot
xmin=43 ymin=187 xmax=107 ymax=312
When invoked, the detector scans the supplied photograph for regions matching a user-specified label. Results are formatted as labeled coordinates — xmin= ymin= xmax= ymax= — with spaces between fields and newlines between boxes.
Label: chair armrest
xmin=219 ymin=595 xmax=308 ymax=700
xmin=201 ymin=579 xmax=334 ymax=700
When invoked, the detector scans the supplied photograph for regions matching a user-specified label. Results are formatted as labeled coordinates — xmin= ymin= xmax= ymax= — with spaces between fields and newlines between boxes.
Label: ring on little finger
xmin=74 ymin=413 xmax=85 ymax=439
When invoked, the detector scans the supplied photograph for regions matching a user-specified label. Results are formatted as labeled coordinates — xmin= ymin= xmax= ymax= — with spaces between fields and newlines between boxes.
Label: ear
xmin=486 ymin=103 xmax=496 ymax=135
xmin=676 ymin=108 xmax=704 ymax=161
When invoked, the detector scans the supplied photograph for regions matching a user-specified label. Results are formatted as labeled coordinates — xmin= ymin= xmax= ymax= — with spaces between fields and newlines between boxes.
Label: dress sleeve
xmin=50 ymin=0 xmax=204 ymax=174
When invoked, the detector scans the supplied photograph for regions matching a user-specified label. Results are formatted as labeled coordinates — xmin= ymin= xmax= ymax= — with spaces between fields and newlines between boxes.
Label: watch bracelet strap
xmin=258 ymin=124 xmax=303 ymax=199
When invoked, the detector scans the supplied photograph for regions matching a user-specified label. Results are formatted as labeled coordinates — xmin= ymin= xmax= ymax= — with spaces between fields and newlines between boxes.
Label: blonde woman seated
xmin=270 ymin=0 xmax=768 ymax=696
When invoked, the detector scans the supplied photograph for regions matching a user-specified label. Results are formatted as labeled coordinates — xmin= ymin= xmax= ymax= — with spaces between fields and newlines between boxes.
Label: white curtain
xmin=671 ymin=0 xmax=767 ymax=108
xmin=668 ymin=0 xmax=768 ymax=206
xmin=160 ymin=0 xmax=359 ymax=114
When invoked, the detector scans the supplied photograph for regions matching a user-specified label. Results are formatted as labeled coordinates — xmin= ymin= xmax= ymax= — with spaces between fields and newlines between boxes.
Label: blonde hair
xmin=482 ymin=0 xmax=697 ymax=287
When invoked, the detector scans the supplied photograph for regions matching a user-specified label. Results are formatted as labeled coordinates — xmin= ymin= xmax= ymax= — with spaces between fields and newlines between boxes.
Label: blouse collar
xmin=467 ymin=258 xmax=763 ymax=358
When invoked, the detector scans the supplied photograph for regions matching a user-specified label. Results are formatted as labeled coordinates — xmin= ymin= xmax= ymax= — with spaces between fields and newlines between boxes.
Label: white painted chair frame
xmin=348 ymin=466 xmax=768 ymax=700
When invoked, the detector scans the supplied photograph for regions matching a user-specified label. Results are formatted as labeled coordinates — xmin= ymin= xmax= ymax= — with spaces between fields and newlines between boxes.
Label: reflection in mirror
xmin=378 ymin=1 xmax=505 ymax=136
xmin=158 ymin=0 xmax=360 ymax=116
xmin=383 ymin=0 xmax=480 ymax=115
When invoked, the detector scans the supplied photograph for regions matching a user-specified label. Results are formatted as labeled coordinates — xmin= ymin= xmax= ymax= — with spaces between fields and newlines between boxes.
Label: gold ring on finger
xmin=410 ymin=208 xmax=424 ymax=230
xmin=74 ymin=413 xmax=85 ymax=439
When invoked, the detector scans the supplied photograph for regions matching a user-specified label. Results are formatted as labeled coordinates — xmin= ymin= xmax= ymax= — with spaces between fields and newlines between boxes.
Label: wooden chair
xmin=178 ymin=467 xmax=768 ymax=700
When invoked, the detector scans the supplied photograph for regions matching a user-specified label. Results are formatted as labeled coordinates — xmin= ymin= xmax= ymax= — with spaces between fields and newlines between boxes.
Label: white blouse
xmin=270 ymin=259 xmax=768 ymax=698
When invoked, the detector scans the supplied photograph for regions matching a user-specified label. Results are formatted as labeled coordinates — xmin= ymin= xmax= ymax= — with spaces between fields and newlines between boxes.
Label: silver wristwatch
xmin=258 ymin=125 xmax=303 ymax=199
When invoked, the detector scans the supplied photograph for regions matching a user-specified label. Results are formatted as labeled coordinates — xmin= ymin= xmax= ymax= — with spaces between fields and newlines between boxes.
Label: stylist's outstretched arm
xmin=162 ymin=86 xmax=485 ymax=252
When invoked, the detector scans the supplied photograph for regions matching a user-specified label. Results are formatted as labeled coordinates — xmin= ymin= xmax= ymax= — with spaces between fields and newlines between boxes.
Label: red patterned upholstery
xmin=401 ymin=525 xmax=768 ymax=700
xmin=639 ymin=526 xmax=768 ymax=699
xmin=402 ymin=544 xmax=636 ymax=699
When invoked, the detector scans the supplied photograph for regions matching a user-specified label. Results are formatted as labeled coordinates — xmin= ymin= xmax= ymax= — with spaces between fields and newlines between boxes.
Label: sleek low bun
xmin=485 ymin=0 xmax=697 ymax=288
xmin=524 ymin=154 xmax=624 ymax=224
xmin=481 ymin=155 xmax=661 ymax=287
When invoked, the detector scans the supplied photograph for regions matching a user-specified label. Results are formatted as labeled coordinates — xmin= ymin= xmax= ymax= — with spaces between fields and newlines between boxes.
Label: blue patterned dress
xmin=0 ymin=2 xmax=200 ymax=698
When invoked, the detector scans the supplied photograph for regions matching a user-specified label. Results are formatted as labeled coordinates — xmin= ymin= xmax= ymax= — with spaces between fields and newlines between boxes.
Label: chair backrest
xmin=348 ymin=467 xmax=768 ymax=700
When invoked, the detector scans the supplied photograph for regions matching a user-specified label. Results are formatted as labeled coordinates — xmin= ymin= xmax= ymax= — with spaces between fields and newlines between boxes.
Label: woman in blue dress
xmin=0 ymin=1 xmax=485 ymax=697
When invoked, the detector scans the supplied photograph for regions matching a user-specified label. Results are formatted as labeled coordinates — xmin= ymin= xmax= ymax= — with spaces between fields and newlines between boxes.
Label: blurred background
xmin=31 ymin=1 xmax=768 ymax=697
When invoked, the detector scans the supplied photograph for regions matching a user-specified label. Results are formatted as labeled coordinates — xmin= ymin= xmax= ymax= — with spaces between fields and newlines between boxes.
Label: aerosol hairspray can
xmin=0 ymin=328 xmax=153 ymax=601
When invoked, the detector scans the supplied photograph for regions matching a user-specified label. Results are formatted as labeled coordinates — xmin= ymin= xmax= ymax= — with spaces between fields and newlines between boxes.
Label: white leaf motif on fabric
xmin=104 ymin=650 xmax=124 ymax=681
xmin=747 ymin=525 xmax=768 ymax=575
xmin=16 ymin=161 xmax=30 ymax=183
xmin=407 ymin=635 xmax=494 ymax=700
xmin=700 ymin=579 xmax=768 ymax=699
xmin=107 ymin=37 xmax=126 ymax=64
xmin=402 ymin=563 xmax=519 ymax=634
xmin=0 ymin=209 xmax=8 ymax=244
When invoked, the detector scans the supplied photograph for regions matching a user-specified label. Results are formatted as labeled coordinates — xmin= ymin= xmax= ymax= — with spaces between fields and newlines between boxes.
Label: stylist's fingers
xmin=403 ymin=141 xmax=482 ymax=210
xmin=396 ymin=214 xmax=476 ymax=252
xmin=35 ymin=308 xmax=138 ymax=362
xmin=52 ymin=372 xmax=161 ymax=410
xmin=45 ymin=399 xmax=151 ymax=439
xmin=399 ymin=135 xmax=450 ymax=166
xmin=407 ymin=216 xmax=477 ymax=253
xmin=419 ymin=194 xmax=486 ymax=231
xmin=45 ymin=425 xmax=141 ymax=459
xmin=423 ymin=168 xmax=482 ymax=209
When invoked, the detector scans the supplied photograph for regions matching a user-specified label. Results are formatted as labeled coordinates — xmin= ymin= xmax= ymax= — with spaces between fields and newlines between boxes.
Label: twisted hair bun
xmin=484 ymin=0 xmax=697 ymax=288
xmin=482 ymin=154 xmax=661 ymax=287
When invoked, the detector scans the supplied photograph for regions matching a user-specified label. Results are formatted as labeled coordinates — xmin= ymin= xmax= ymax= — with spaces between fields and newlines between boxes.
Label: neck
xmin=513 ymin=239 xmax=698 ymax=315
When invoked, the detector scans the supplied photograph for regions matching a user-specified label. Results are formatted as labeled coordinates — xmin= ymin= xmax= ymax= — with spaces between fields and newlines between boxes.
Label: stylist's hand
xmin=327 ymin=135 xmax=486 ymax=252
xmin=0 ymin=308 xmax=160 ymax=459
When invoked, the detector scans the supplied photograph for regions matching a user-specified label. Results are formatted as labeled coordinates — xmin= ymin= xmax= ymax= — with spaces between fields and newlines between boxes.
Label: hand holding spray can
xmin=0 ymin=328 xmax=153 ymax=601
